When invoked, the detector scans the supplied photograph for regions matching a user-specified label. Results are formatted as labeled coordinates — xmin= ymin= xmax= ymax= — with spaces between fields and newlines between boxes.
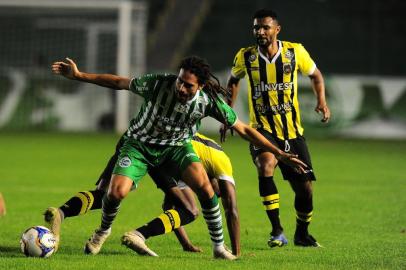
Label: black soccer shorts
xmin=249 ymin=129 xmax=316 ymax=181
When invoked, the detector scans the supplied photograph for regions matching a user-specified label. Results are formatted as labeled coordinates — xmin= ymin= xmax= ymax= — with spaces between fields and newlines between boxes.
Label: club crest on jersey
xmin=249 ymin=54 xmax=257 ymax=63
xmin=174 ymin=103 xmax=189 ymax=113
xmin=285 ymin=50 xmax=294 ymax=60
xmin=283 ymin=63 xmax=292 ymax=74
xmin=118 ymin=156 xmax=132 ymax=168
xmin=189 ymin=111 xmax=203 ymax=121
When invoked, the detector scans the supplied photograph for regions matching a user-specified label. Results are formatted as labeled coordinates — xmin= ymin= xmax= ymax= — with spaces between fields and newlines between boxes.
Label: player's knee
xmin=300 ymin=181 xmax=313 ymax=199
xmin=108 ymin=186 xmax=129 ymax=201
xmin=255 ymin=157 xmax=277 ymax=175
xmin=193 ymin=179 xmax=215 ymax=200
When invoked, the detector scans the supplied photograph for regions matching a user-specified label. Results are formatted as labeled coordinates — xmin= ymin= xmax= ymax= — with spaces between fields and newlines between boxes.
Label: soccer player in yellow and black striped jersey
xmin=223 ymin=9 xmax=330 ymax=248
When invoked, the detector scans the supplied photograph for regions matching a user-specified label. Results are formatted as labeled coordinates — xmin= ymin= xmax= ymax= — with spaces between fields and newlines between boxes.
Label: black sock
xmin=259 ymin=176 xmax=283 ymax=235
xmin=137 ymin=206 xmax=195 ymax=240
xmin=60 ymin=189 xmax=105 ymax=218
xmin=294 ymin=195 xmax=313 ymax=236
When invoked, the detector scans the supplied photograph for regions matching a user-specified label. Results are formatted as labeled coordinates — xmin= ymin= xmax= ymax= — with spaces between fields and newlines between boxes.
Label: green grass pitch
xmin=0 ymin=132 xmax=405 ymax=270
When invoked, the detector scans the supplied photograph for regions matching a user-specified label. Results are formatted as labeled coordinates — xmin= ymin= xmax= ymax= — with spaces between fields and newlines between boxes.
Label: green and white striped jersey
xmin=127 ymin=73 xmax=237 ymax=146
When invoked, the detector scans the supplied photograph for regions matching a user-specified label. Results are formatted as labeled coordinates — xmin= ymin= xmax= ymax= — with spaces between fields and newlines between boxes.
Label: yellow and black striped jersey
xmin=231 ymin=40 xmax=316 ymax=140
xmin=191 ymin=133 xmax=234 ymax=185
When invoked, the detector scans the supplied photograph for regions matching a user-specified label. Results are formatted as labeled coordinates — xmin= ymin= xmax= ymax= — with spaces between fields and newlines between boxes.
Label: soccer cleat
xmin=121 ymin=230 xmax=158 ymax=257
xmin=43 ymin=207 xmax=62 ymax=252
xmin=84 ymin=228 xmax=111 ymax=255
xmin=294 ymin=233 xmax=322 ymax=247
xmin=213 ymin=245 xmax=237 ymax=260
xmin=268 ymin=232 xmax=288 ymax=248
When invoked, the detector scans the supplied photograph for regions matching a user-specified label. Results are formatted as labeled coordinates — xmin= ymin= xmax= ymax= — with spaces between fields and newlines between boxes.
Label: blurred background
xmin=0 ymin=0 xmax=405 ymax=138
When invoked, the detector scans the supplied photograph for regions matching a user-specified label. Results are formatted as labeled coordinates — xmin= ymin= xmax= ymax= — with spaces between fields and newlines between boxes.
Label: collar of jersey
xmin=186 ymin=89 xmax=200 ymax=104
xmin=257 ymin=40 xmax=282 ymax=64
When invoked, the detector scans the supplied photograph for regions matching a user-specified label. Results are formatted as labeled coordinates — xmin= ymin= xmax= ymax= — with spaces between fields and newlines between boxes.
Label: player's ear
xmin=276 ymin=24 xmax=281 ymax=35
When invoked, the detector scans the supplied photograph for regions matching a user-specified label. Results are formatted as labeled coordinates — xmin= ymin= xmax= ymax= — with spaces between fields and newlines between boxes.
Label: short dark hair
xmin=253 ymin=9 xmax=279 ymax=23
xmin=178 ymin=55 xmax=211 ymax=85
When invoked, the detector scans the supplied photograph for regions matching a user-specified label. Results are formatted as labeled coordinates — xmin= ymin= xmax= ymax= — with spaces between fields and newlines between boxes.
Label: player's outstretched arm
xmin=51 ymin=57 xmax=131 ymax=90
xmin=232 ymin=120 xmax=308 ymax=173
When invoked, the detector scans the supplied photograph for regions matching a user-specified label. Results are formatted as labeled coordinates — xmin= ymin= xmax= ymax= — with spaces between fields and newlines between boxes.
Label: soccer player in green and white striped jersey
xmin=52 ymin=55 xmax=307 ymax=260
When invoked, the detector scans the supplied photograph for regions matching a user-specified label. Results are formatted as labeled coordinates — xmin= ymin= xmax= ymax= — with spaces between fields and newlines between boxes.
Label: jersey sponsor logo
xmin=174 ymin=103 xmax=189 ymax=113
xmin=255 ymin=101 xmax=293 ymax=115
xmin=156 ymin=114 xmax=186 ymax=128
xmin=252 ymin=82 xmax=294 ymax=99
xmin=136 ymin=81 xmax=148 ymax=92
xmin=283 ymin=63 xmax=292 ymax=74
xmin=185 ymin=153 xmax=198 ymax=158
xmin=118 ymin=156 xmax=132 ymax=168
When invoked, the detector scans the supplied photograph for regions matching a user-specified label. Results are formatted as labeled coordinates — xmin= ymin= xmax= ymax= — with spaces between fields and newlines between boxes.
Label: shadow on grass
xmin=0 ymin=245 xmax=23 ymax=257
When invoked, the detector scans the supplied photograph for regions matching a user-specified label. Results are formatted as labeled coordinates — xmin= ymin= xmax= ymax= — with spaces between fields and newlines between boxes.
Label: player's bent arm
xmin=226 ymin=75 xmax=241 ymax=107
xmin=221 ymin=75 xmax=241 ymax=142
xmin=309 ymin=68 xmax=330 ymax=122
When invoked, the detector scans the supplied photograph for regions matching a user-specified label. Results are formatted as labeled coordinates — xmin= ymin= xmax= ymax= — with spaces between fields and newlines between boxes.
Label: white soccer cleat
xmin=213 ymin=245 xmax=237 ymax=260
xmin=84 ymin=228 xmax=111 ymax=255
xmin=121 ymin=230 xmax=158 ymax=257
xmin=43 ymin=207 xmax=62 ymax=252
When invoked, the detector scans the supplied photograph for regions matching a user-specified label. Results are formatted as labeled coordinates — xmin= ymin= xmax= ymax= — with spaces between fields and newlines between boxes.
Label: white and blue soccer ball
xmin=20 ymin=226 xmax=56 ymax=258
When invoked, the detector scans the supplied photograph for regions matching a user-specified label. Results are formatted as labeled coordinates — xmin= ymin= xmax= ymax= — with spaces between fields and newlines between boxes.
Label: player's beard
xmin=256 ymin=36 xmax=271 ymax=48
xmin=175 ymin=89 xmax=189 ymax=104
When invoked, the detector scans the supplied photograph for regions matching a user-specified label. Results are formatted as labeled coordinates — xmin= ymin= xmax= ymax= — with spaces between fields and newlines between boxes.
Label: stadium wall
xmin=1 ymin=70 xmax=405 ymax=139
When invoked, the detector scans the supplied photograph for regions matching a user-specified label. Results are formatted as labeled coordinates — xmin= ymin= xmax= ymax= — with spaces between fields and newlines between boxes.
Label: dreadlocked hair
xmin=178 ymin=55 xmax=233 ymax=124
xmin=178 ymin=56 xmax=231 ymax=103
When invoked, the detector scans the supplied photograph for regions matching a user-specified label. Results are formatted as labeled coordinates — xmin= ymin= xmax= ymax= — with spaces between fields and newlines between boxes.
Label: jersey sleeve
xmin=296 ymin=44 xmax=316 ymax=76
xmin=208 ymin=97 xmax=238 ymax=127
xmin=230 ymin=48 xmax=247 ymax=79
xmin=128 ymin=73 xmax=160 ymax=98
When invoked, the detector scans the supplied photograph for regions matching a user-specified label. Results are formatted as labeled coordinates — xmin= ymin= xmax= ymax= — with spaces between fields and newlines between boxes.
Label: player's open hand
xmin=276 ymin=152 xmax=308 ymax=174
xmin=183 ymin=244 xmax=203 ymax=253
xmin=315 ymin=103 xmax=330 ymax=123
xmin=51 ymin=57 xmax=79 ymax=80
xmin=219 ymin=124 xmax=234 ymax=143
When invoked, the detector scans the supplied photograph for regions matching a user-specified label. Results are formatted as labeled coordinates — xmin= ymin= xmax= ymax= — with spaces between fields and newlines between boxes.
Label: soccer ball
xmin=20 ymin=226 xmax=56 ymax=258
